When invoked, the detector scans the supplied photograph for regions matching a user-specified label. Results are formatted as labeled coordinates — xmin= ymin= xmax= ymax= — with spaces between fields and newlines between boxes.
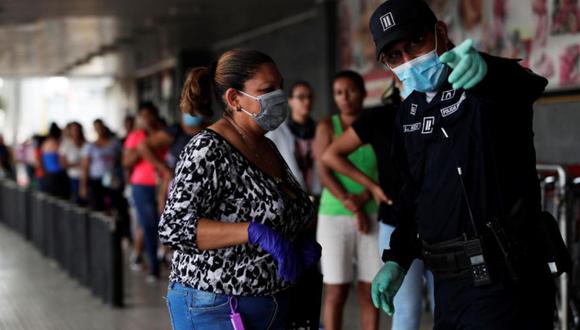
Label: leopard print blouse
xmin=159 ymin=129 xmax=314 ymax=296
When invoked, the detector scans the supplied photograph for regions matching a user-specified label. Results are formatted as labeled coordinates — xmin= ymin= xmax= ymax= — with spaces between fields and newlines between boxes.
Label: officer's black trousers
xmin=433 ymin=270 xmax=555 ymax=330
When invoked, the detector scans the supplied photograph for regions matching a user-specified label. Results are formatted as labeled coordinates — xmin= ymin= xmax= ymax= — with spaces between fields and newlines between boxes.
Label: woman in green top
xmin=314 ymin=70 xmax=382 ymax=330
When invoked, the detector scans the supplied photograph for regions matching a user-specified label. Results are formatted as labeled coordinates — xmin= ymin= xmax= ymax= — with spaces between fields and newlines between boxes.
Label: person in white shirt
xmin=59 ymin=122 xmax=86 ymax=204
xmin=267 ymin=81 xmax=320 ymax=195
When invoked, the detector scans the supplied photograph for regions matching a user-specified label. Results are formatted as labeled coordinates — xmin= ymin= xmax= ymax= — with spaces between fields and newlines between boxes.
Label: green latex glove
xmin=439 ymin=39 xmax=487 ymax=90
xmin=371 ymin=261 xmax=406 ymax=316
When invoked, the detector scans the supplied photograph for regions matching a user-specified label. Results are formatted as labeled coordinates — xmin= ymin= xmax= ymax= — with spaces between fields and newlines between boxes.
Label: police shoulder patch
xmin=440 ymin=92 xmax=467 ymax=118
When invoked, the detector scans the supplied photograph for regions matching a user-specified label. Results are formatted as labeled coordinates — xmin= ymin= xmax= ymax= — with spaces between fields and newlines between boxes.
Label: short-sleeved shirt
xmin=0 ymin=145 xmax=9 ymax=164
xmin=124 ymin=129 xmax=163 ymax=186
xmin=81 ymin=140 xmax=122 ymax=179
xmin=159 ymin=129 xmax=314 ymax=296
xmin=352 ymin=105 xmax=401 ymax=226
xmin=164 ymin=124 xmax=194 ymax=169
xmin=0 ymin=144 xmax=12 ymax=174
xmin=59 ymin=139 xmax=84 ymax=179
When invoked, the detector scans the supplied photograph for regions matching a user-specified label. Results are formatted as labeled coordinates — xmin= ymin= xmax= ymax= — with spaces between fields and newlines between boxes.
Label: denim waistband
xmin=168 ymin=281 xmax=288 ymax=299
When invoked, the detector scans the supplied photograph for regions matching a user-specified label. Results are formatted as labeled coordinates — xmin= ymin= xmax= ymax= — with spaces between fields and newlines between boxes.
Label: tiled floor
xmin=0 ymin=224 xmax=433 ymax=329
xmin=0 ymin=223 xmax=170 ymax=330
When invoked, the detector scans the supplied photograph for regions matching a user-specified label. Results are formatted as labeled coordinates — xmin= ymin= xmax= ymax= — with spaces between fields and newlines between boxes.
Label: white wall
xmin=0 ymin=75 xmax=135 ymax=145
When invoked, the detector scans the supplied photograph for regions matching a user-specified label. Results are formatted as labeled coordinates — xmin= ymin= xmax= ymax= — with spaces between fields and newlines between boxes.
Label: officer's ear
xmin=435 ymin=21 xmax=450 ymax=53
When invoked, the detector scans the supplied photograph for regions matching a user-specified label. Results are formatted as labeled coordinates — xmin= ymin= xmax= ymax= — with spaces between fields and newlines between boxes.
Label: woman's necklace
xmin=224 ymin=115 xmax=263 ymax=160
xmin=224 ymin=116 xmax=284 ymax=185
xmin=224 ymin=116 xmax=296 ymax=195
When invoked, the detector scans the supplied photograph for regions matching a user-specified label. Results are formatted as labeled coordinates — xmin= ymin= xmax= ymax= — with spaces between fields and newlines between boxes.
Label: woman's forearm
xmin=80 ymin=159 xmax=89 ymax=186
xmin=321 ymin=127 xmax=378 ymax=192
xmin=322 ymin=148 xmax=377 ymax=191
xmin=137 ymin=141 xmax=171 ymax=174
xmin=314 ymin=121 xmax=349 ymax=201
xmin=122 ymin=149 xmax=141 ymax=168
xmin=317 ymin=162 xmax=348 ymax=200
xmin=196 ymin=219 xmax=250 ymax=250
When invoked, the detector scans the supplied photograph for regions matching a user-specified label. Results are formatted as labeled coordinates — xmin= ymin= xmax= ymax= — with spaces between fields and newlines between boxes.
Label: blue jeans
xmin=70 ymin=178 xmax=81 ymax=204
xmin=379 ymin=222 xmax=435 ymax=330
xmin=166 ymin=282 xmax=289 ymax=330
xmin=132 ymin=184 xmax=159 ymax=277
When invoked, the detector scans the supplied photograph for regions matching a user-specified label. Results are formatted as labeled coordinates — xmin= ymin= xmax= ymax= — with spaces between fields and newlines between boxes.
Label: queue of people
xmin=7 ymin=100 xmax=208 ymax=286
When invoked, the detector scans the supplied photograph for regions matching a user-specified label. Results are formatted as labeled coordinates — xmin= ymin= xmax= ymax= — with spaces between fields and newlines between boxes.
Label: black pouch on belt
xmin=422 ymin=235 xmax=492 ymax=286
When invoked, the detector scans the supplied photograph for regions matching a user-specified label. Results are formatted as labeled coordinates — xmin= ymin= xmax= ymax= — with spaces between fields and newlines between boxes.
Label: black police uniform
xmin=384 ymin=53 xmax=556 ymax=329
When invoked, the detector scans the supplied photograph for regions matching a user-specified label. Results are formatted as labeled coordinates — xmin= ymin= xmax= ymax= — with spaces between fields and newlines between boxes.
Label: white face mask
xmin=237 ymin=89 xmax=289 ymax=131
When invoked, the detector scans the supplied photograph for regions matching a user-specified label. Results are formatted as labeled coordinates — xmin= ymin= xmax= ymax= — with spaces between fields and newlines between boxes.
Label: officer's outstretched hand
xmin=371 ymin=261 xmax=406 ymax=316
xmin=439 ymin=39 xmax=487 ymax=90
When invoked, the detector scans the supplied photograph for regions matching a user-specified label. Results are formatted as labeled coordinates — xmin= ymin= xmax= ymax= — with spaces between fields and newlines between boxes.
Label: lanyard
xmin=229 ymin=297 xmax=245 ymax=330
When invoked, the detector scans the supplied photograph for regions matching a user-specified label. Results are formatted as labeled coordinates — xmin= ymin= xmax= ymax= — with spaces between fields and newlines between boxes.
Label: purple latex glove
xmin=248 ymin=223 xmax=302 ymax=283
xmin=296 ymin=238 xmax=322 ymax=270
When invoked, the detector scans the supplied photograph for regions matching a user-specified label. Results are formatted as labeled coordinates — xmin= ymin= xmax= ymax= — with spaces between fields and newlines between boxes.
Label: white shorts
xmin=316 ymin=214 xmax=382 ymax=284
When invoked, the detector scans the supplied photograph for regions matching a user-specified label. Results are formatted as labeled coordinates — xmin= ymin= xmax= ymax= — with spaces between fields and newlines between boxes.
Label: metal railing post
xmin=537 ymin=164 xmax=568 ymax=330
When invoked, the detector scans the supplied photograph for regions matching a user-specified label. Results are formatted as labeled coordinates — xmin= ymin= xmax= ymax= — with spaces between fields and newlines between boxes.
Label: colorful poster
xmin=338 ymin=0 xmax=396 ymax=106
xmin=339 ymin=0 xmax=580 ymax=106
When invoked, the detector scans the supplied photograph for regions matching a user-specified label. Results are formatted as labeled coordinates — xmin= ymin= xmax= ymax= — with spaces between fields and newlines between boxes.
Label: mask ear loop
xmin=383 ymin=23 xmax=441 ymax=72
xmin=433 ymin=24 xmax=440 ymax=54
xmin=237 ymin=89 xmax=260 ymax=100
xmin=235 ymin=90 xmax=260 ymax=117
xmin=432 ymin=23 xmax=453 ymax=84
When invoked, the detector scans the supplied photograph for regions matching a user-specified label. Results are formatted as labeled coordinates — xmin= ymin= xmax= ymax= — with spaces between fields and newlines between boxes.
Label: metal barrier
xmin=0 ymin=179 xmax=123 ymax=307
xmin=537 ymin=164 xmax=574 ymax=330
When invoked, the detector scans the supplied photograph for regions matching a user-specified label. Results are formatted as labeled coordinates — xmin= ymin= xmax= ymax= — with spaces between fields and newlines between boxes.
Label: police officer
xmin=366 ymin=0 xmax=557 ymax=329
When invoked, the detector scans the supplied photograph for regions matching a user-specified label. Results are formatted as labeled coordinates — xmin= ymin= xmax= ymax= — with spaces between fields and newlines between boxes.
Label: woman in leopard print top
xmin=159 ymin=49 xmax=318 ymax=329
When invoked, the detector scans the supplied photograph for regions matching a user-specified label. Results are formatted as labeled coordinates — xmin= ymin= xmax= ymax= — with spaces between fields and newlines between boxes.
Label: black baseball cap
xmin=369 ymin=0 xmax=438 ymax=60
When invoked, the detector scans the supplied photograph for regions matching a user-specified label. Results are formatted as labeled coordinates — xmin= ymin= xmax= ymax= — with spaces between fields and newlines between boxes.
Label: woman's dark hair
xmin=93 ymin=119 xmax=112 ymax=138
xmin=333 ymin=70 xmax=366 ymax=94
xmin=124 ymin=114 xmax=135 ymax=124
xmin=69 ymin=121 xmax=86 ymax=144
xmin=289 ymin=81 xmax=313 ymax=98
xmin=180 ymin=49 xmax=275 ymax=117
xmin=180 ymin=67 xmax=213 ymax=117
xmin=48 ymin=122 xmax=61 ymax=140
xmin=138 ymin=101 xmax=160 ymax=118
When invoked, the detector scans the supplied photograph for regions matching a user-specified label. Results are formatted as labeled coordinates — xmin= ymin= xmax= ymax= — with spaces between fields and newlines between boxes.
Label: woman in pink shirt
xmin=123 ymin=102 xmax=165 ymax=281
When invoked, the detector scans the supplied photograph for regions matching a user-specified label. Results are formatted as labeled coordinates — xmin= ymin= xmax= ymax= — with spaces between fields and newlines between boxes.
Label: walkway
xmin=0 ymin=223 xmax=434 ymax=329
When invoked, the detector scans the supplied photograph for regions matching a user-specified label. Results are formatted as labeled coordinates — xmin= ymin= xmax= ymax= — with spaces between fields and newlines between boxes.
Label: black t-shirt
xmin=165 ymin=123 xmax=195 ymax=169
xmin=352 ymin=105 xmax=401 ymax=226
xmin=0 ymin=144 xmax=11 ymax=172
